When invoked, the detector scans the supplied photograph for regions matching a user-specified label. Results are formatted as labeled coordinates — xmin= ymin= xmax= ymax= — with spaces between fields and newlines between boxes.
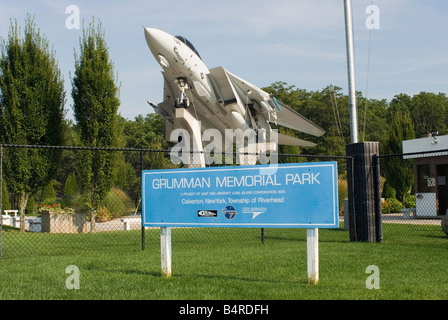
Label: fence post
xmin=346 ymin=142 xmax=381 ymax=242
xmin=373 ymin=154 xmax=383 ymax=242
xmin=0 ymin=145 xmax=3 ymax=260
xmin=140 ymin=150 xmax=145 ymax=251
xmin=346 ymin=156 xmax=357 ymax=241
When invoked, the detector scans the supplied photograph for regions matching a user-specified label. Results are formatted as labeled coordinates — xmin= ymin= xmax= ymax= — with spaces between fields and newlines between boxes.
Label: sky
xmin=0 ymin=0 xmax=447 ymax=121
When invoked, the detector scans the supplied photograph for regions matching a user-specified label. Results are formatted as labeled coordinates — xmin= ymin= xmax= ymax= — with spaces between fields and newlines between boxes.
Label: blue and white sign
xmin=142 ymin=162 xmax=338 ymax=228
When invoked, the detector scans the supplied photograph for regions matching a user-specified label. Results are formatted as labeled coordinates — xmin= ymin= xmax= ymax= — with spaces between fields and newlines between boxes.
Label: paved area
xmin=380 ymin=213 xmax=442 ymax=225
xmin=1 ymin=215 xmax=143 ymax=232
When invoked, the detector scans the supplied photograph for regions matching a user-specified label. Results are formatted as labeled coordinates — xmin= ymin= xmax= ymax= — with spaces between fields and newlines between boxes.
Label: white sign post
xmin=160 ymin=227 xmax=172 ymax=278
xmin=307 ymin=228 xmax=319 ymax=284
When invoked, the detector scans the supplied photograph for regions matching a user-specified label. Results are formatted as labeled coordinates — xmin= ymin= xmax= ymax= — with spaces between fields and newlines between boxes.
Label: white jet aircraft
xmin=144 ymin=27 xmax=325 ymax=151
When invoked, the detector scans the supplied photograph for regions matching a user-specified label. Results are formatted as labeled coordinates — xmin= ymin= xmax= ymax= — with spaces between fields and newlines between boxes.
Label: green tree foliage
xmin=409 ymin=92 xmax=448 ymax=137
xmin=54 ymin=120 xmax=81 ymax=189
xmin=122 ymin=113 xmax=172 ymax=168
xmin=71 ymin=19 xmax=121 ymax=229
xmin=263 ymin=82 xmax=389 ymax=171
xmin=41 ymin=181 xmax=56 ymax=204
xmin=0 ymin=16 xmax=65 ymax=231
xmin=358 ymin=96 xmax=389 ymax=145
xmin=63 ymin=173 xmax=78 ymax=198
xmin=118 ymin=113 xmax=175 ymax=205
xmin=2 ymin=180 xmax=11 ymax=211
xmin=382 ymin=110 xmax=415 ymax=201
xmin=25 ymin=195 xmax=35 ymax=214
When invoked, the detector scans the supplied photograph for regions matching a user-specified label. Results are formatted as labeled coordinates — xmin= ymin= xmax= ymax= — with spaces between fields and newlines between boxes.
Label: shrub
xmin=382 ymin=197 xmax=404 ymax=214
xmin=95 ymin=206 xmax=111 ymax=222
xmin=338 ymin=178 xmax=348 ymax=215
xmin=61 ymin=193 xmax=85 ymax=209
xmin=100 ymin=187 xmax=135 ymax=220
xmin=26 ymin=195 xmax=35 ymax=214
xmin=403 ymin=194 xmax=415 ymax=208
xmin=64 ymin=173 xmax=78 ymax=198
xmin=41 ymin=182 xmax=56 ymax=204
xmin=381 ymin=181 xmax=396 ymax=199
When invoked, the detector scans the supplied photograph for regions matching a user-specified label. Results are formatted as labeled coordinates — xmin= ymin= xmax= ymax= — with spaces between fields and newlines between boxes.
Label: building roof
xmin=402 ymin=134 xmax=448 ymax=159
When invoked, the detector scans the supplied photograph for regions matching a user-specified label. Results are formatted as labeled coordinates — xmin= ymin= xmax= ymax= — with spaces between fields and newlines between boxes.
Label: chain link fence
xmin=0 ymin=144 xmax=446 ymax=259
xmin=378 ymin=149 xmax=448 ymax=242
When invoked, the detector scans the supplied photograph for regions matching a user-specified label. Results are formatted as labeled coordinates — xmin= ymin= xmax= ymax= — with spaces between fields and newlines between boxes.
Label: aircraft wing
xmin=274 ymin=100 xmax=325 ymax=137
xmin=223 ymin=69 xmax=325 ymax=138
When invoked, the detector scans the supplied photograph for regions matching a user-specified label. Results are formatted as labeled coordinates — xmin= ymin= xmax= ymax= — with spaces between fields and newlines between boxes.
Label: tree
xmin=263 ymin=83 xmax=351 ymax=163
xmin=41 ymin=181 xmax=56 ymax=204
xmin=409 ymin=92 xmax=448 ymax=137
xmin=358 ymin=96 xmax=388 ymax=145
xmin=383 ymin=110 xmax=415 ymax=201
xmin=0 ymin=16 xmax=65 ymax=231
xmin=71 ymin=19 xmax=121 ymax=231
xmin=122 ymin=113 xmax=171 ymax=168
xmin=64 ymin=173 xmax=78 ymax=198
xmin=2 ymin=180 xmax=10 ymax=211
xmin=118 ymin=113 xmax=175 ymax=203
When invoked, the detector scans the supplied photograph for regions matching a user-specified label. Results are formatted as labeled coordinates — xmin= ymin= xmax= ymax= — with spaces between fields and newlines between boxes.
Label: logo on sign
xmin=222 ymin=205 xmax=238 ymax=220
xmin=242 ymin=207 xmax=267 ymax=219
xmin=197 ymin=210 xmax=218 ymax=217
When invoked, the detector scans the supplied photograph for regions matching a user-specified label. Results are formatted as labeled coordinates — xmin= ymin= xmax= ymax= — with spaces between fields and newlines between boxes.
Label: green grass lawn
xmin=0 ymin=224 xmax=447 ymax=300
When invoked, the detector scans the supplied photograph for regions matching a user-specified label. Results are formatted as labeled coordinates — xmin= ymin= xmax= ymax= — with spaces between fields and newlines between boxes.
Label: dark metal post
xmin=261 ymin=228 xmax=264 ymax=244
xmin=0 ymin=145 xmax=3 ymax=260
xmin=346 ymin=142 xmax=380 ymax=242
xmin=373 ymin=155 xmax=383 ymax=242
xmin=140 ymin=150 xmax=145 ymax=251
xmin=346 ymin=155 xmax=357 ymax=241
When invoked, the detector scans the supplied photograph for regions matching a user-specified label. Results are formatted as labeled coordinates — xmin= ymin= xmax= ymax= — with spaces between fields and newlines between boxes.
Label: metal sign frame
xmin=142 ymin=162 xmax=338 ymax=229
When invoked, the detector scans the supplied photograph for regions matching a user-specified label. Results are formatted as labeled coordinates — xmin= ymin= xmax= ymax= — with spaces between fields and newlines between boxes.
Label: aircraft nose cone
xmin=144 ymin=27 xmax=174 ymax=55
xmin=144 ymin=27 xmax=170 ymax=49
xmin=144 ymin=27 xmax=157 ymax=47
xmin=144 ymin=27 xmax=174 ymax=68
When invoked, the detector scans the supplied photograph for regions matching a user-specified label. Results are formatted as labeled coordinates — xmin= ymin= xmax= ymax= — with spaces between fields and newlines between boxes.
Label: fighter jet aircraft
xmin=144 ymin=27 xmax=325 ymax=152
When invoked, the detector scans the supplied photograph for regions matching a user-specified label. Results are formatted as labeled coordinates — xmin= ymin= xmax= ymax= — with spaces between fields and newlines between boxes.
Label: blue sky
xmin=1 ymin=0 xmax=447 ymax=121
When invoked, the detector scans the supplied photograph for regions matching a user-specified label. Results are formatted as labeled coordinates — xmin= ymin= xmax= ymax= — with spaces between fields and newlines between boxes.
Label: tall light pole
xmin=344 ymin=0 xmax=359 ymax=143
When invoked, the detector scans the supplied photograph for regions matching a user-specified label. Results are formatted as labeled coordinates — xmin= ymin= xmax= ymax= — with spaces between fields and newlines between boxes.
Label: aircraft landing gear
xmin=174 ymin=97 xmax=189 ymax=108
xmin=174 ymin=78 xmax=190 ymax=108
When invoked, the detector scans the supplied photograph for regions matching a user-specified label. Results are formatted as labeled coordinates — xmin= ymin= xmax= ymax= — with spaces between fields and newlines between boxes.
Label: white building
xmin=402 ymin=133 xmax=448 ymax=217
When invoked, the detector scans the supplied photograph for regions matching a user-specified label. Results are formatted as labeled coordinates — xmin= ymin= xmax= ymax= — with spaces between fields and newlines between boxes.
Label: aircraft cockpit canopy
xmin=175 ymin=36 xmax=202 ymax=60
